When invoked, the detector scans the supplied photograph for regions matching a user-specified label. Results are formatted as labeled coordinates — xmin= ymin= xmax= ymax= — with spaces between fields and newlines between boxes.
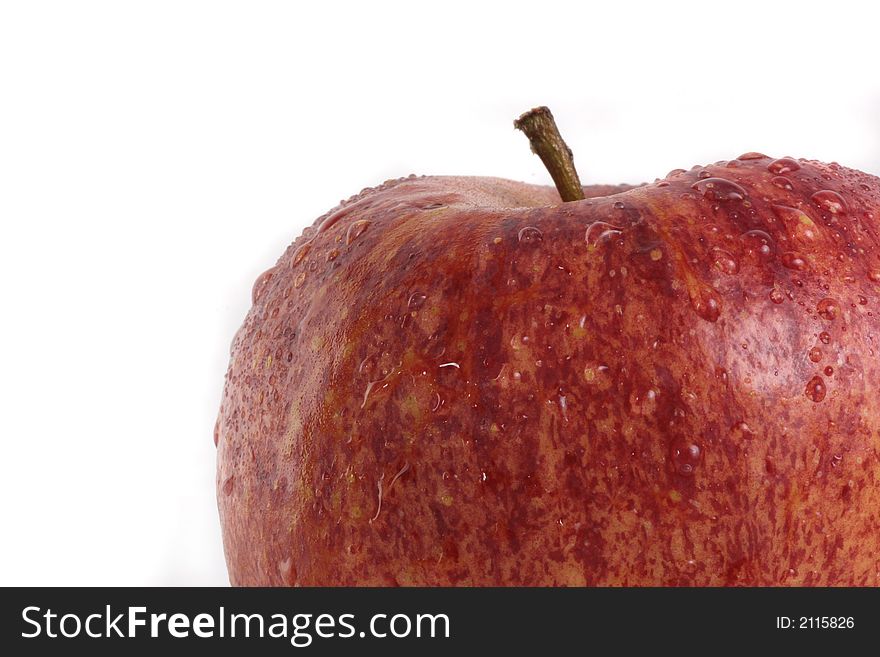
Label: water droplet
xmin=691 ymin=177 xmax=748 ymax=202
xmin=407 ymin=292 xmax=427 ymax=310
xmin=731 ymin=420 xmax=756 ymax=440
xmin=649 ymin=248 xmax=663 ymax=261
xmin=518 ymin=226 xmax=543 ymax=244
xmin=294 ymin=271 xmax=307 ymax=289
xmin=737 ymin=152 xmax=767 ymax=160
xmin=740 ymin=229 xmax=775 ymax=258
xmin=818 ymin=331 xmax=831 ymax=344
xmin=781 ymin=251 xmax=808 ymax=270
xmin=213 ymin=417 xmax=221 ymax=446
xmin=811 ymin=190 xmax=848 ymax=214
xmin=292 ymin=242 xmax=312 ymax=267
xmin=252 ymin=267 xmax=275 ymax=304
xmin=769 ymin=288 xmax=785 ymax=304
xmin=771 ymin=204 xmax=819 ymax=242
xmin=613 ymin=201 xmax=626 ymax=209
xmin=817 ymin=298 xmax=839 ymax=320
xmin=326 ymin=249 xmax=340 ymax=261
xmin=319 ymin=206 xmax=352 ymax=233
xmin=770 ymin=176 xmax=793 ymax=190
xmin=670 ymin=439 xmax=701 ymax=476
xmin=767 ymin=157 xmax=801 ymax=174
xmin=711 ymin=248 xmax=739 ymax=274
xmin=805 ymin=376 xmax=826 ymax=402
xmin=689 ymin=286 xmax=722 ymax=322
xmin=858 ymin=295 xmax=868 ymax=305
xmin=585 ymin=221 xmax=623 ymax=247
xmin=222 ymin=475 xmax=235 ymax=496
xmin=869 ymin=270 xmax=880 ymax=283
xmin=824 ymin=365 xmax=834 ymax=376
xmin=808 ymin=346 xmax=822 ymax=363
xmin=346 ymin=219 xmax=371 ymax=244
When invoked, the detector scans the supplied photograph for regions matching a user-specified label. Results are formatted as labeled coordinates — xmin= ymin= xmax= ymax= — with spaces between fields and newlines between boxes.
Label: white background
xmin=1 ymin=1 xmax=879 ymax=585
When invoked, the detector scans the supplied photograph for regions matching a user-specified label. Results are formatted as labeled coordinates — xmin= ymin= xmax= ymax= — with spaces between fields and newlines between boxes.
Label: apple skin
xmin=217 ymin=157 xmax=880 ymax=586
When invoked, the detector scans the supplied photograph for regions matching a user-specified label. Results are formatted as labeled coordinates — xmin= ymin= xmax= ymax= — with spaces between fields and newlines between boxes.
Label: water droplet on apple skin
xmin=740 ymin=230 xmax=775 ymax=259
xmin=584 ymin=221 xmax=623 ymax=247
xmin=769 ymin=288 xmax=785 ymax=304
xmin=819 ymin=331 xmax=832 ymax=345
xmin=278 ymin=557 xmax=297 ymax=586
xmin=222 ymin=475 xmax=235 ymax=496
xmin=518 ymin=226 xmax=543 ymax=244
xmin=292 ymin=242 xmax=312 ymax=267
xmin=691 ymin=177 xmax=748 ymax=202
xmin=770 ymin=176 xmax=793 ymax=190
xmin=817 ymin=298 xmax=839 ymax=320
xmin=407 ymin=292 xmax=427 ymax=310
xmin=711 ymin=248 xmax=739 ymax=274
xmin=767 ymin=157 xmax=801 ymax=174
xmin=808 ymin=347 xmax=822 ymax=363
xmin=670 ymin=439 xmax=702 ymax=476
xmin=346 ymin=219 xmax=371 ymax=245
xmin=689 ymin=286 xmax=722 ymax=322
xmin=811 ymin=189 xmax=848 ymax=214
xmin=317 ymin=214 xmax=342 ymax=234
xmin=805 ymin=376 xmax=827 ymax=402
xmin=252 ymin=267 xmax=275 ymax=304
xmin=737 ymin=152 xmax=768 ymax=161
xmin=781 ymin=251 xmax=808 ymax=271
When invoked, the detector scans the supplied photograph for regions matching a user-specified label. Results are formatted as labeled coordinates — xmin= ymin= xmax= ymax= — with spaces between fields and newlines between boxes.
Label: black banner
xmin=2 ymin=587 xmax=876 ymax=654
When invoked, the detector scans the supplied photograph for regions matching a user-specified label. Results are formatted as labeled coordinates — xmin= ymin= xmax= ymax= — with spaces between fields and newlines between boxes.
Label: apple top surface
xmin=217 ymin=156 xmax=880 ymax=586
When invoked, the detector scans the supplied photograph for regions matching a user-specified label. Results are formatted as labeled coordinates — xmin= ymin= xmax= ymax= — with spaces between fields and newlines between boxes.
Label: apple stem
xmin=514 ymin=106 xmax=585 ymax=203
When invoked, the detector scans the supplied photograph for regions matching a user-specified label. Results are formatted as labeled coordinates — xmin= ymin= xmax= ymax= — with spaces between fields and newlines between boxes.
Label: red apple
xmin=216 ymin=108 xmax=880 ymax=585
